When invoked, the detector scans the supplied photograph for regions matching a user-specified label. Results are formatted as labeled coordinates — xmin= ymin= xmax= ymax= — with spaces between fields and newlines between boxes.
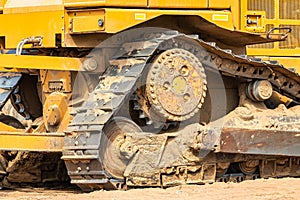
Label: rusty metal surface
xmin=215 ymin=102 xmax=300 ymax=157
xmin=145 ymin=48 xmax=207 ymax=122
xmin=218 ymin=127 xmax=300 ymax=157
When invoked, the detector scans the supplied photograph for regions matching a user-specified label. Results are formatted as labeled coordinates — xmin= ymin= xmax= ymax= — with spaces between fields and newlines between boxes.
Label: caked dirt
xmin=0 ymin=178 xmax=299 ymax=200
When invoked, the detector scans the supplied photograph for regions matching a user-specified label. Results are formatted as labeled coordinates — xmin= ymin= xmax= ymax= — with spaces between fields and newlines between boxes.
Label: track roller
xmin=246 ymin=80 xmax=273 ymax=102
xmin=102 ymin=117 xmax=142 ymax=179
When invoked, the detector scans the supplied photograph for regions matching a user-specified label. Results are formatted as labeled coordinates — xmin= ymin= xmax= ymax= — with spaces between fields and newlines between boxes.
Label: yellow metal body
xmin=0 ymin=0 xmax=298 ymax=152
xmin=0 ymin=11 xmax=64 ymax=48
xmin=0 ymin=9 xmax=236 ymax=48
xmin=241 ymin=0 xmax=300 ymax=70
xmin=0 ymin=54 xmax=82 ymax=72
xmin=66 ymin=8 xmax=234 ymax=34
xmin=0 ymin=121 xmax=21 ymax=132
xmin=0 ymin=132 xmax=64 ymax=152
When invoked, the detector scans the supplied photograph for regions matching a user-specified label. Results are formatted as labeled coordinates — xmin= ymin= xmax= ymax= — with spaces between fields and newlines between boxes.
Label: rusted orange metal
xmin=218 ymin=127 xmax=300 ymax=157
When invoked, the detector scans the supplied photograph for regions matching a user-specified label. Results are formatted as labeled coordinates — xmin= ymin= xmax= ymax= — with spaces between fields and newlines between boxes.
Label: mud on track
xmin=0 ymin=178 xmax=299 ymax=200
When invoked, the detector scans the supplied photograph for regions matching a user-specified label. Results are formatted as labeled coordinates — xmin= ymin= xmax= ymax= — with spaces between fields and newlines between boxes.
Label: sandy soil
xmin=0 ymin=178 xmax=299 ymax=200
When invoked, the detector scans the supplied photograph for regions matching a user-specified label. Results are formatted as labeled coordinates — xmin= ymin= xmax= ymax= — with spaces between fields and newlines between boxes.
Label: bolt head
xmin=98 ymin=19 xmax=104 ymax=27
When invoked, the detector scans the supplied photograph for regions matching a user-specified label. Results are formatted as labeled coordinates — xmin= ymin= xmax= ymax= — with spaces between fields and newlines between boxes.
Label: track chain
xmin=62 ymin=31 xmax=181 ymax=191
xmin=63 ymin=31 xmax=300 ymax=191
xmin=217 ymin=173 xmax=259 ymax=183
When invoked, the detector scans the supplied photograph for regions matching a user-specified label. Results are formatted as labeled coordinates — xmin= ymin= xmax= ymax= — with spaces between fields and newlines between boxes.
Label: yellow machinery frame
xmin=0 ymin=132 xmax=64 ymax=152
xmin=241 ymin=0 xmax=300 ymax=69
xmin=0 ymin=0 xmax=297 ymax=152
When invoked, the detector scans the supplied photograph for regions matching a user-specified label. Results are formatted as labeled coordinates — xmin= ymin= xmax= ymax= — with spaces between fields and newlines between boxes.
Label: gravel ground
xmin=0 ymin=178 xmax=299 ymax=200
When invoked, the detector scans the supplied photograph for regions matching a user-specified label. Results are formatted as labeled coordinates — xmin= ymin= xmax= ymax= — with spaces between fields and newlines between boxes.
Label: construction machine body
xmin=0 ymin=0 xmax=300 ymax=191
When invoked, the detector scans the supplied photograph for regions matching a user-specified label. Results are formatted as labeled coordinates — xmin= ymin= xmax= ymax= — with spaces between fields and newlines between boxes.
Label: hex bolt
xmin=98 ymin=19 xmax=104 ymax=27
xmin=83 ymin=58 xmax=98 ymax=71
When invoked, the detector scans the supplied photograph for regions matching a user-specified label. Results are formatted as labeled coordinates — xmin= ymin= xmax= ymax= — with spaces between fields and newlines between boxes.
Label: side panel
xmin=148 ymin=0 xmax=207 ymax=8
xmin=3 ymin=0 xmax=63 ymax=13
xmin=242 ymin=0 xmax=300 ymax=57
xmin=66 ymin=8 xmax=234 ymax=34
xmin=0 ymin=11 xmax=64 ymax=48
xmin=208 ymin=0 xmax=240 ymax=30
xmin=208 ymin=0 xmax=233 ymax=8
xmin=64 ymin=0 xmax=207 ymax=8
xmin=64 ymin=0 xmax=147 ymax=7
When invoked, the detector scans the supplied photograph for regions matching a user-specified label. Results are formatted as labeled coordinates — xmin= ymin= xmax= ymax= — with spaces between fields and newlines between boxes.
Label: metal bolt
xmin=83 ymin=58 xmax=98 ymax=71
xmin=98 ymin=19 xmax=104 ymax=27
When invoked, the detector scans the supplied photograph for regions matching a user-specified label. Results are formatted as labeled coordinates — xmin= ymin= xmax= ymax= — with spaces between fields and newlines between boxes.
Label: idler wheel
xmin=102 ymin=117 xmax=142 ymax=179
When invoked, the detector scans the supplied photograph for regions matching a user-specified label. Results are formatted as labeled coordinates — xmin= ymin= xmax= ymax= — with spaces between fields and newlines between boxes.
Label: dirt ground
xmin=0 ymin=178 xmax=299 ymax=200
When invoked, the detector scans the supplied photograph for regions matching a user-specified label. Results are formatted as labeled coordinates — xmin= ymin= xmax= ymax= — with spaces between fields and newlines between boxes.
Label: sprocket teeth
xmin=145 ymin=46 xmax=207 ymax=122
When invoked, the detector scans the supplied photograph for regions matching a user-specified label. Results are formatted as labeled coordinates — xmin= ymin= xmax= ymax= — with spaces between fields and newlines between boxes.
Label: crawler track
xmin=62 ymin=31 xmax=300 ymax=191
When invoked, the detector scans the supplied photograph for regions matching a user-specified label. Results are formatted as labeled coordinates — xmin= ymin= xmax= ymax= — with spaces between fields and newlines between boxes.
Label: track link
xmin=62 ymin=31 xmax=181 ymax=191
xmin=63 ymin=30 xmax=300 ymax=191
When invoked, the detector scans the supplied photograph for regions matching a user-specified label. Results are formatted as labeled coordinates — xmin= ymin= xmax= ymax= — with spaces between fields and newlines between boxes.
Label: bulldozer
xmin=0 ymin=0 xmax=300 ymax=191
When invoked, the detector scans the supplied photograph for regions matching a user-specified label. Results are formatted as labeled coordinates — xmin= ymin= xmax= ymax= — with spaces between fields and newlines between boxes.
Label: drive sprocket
xmin=146 ymin=48 xmax=207 ymax=122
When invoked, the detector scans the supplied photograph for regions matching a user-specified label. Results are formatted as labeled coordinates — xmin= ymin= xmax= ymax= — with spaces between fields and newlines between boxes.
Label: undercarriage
xmin=0 ymin=29 xmax=300 ymax=191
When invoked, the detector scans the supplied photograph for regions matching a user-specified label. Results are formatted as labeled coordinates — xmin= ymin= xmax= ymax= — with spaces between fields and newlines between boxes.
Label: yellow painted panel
xmin=72 ymin=15 xmax=105 ymax=33
xmin=0 ymin=0 xmax=5 ymax=6
xmin=209 ymin=0 xmax=241 ymax=29
xmin=0 ymin=11 xmax=64 ymax=48
xmin=247 ymin=48 xmax=300 ymax=57
xmin=64 ymin=0 xmax=147 ymax=7
xmin=208 ymin=0 xmax=232 ymax=8
xmin=272 ymin=57 xmax=300 ymax=71
xmin=255 ymin=56 xmax=300 ymax=74
xmin=0 ymin=121 xmax=21 ymax=132
xmin=0 ymin=132 xmax=64 ymax=152
xmin=4 ymin=0 xmax=63 ymax=14
xmin=0 ymin=54 xmax=83 ymax=72
xmin=243 ymin=0 xmax=300 ymax=58
xmin=148 ymin=0 xmax=207 ymax=8
xmin=0 ymin=0 xmax=5 ymax=11
xmin=104 ymin=9 xmax=233 ymax=33
xmin=68 ymin=10 xmax=105 ymax=33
